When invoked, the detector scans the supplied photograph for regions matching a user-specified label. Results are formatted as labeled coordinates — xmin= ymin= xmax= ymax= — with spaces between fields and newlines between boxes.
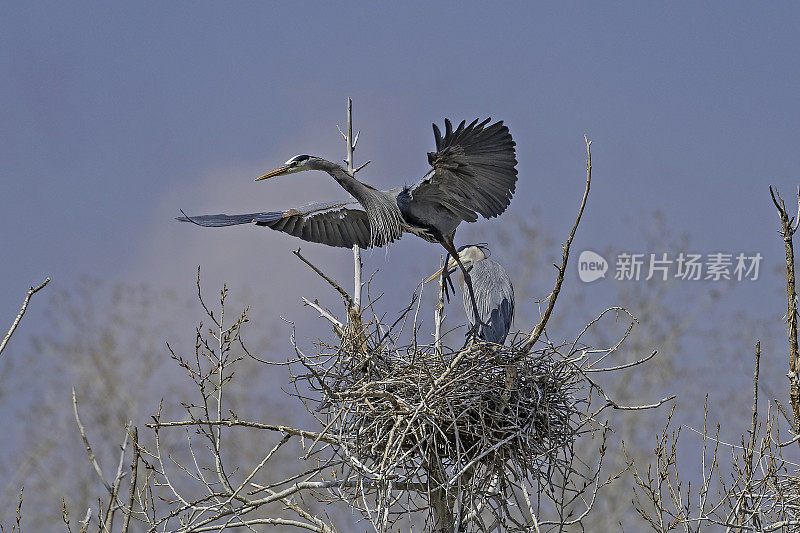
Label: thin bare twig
xmin=0 ymin=277 xmax=50 ymax=357
xmin=102 ymin=424 xmax=131 ymax=531
xmin=146 ymin=419 xmax=340 ymax=444
xmin=13 ymin=487 xmax=22 ymax=533
xmin=607 ymin=396 xmax=676 ymax=411
xmin=121 ymin=426 xmax=139 ymax=533
xmin=434 ymin=255 xmax=445 ymax=356
xmin=72 ymin=388 xmax=111 ymax=493
xmin=79 ymin=508 xmax=91 ymax=533
xmin=302 ymin=297 xmax=345 ymax=335
xmin=293 ymin=248 xmax=353 ymax=307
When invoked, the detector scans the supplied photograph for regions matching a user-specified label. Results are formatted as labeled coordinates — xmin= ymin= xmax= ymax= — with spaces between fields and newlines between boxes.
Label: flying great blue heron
xmin=427 ymin=244 xmax=514 ymax=344
xmin=178 ymin=118 xmax=518 ymax=326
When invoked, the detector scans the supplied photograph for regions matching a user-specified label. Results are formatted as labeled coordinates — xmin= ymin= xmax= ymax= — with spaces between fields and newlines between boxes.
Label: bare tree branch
xmin=293 ymin=248 xmax=353 ymax=307
xmin=301 ymin=297 xmax=344 ymax=335
xmin=101 ymin=425 xmax=131 ymax=531
xmin=770 ymin=185 xmax=800 ymax=435
xmin=0 ymin=277 xmax=50 ymax=357
xmin=72 ymin=388 xmax=111 ymax=493
xmin=522 ymin=137 xmax=592 ymax=353
xmin=343 ymin=97 xmax=363 ymax=315
xmin=121 ymin=427 xmax=139 ymax=533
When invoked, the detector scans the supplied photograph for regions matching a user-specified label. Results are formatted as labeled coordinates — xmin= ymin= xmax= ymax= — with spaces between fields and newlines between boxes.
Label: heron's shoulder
xmin=473 ymin=260 xmax=513 ymax=291
xmin=386 ymin=186 xmax=407 ymax=197
xmin=475 ymin=258 xmax=509 ymax=274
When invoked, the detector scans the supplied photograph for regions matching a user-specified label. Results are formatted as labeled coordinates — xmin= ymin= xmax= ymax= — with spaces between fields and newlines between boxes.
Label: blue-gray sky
xmin=2 ymin=2 xmax=799 ymax=368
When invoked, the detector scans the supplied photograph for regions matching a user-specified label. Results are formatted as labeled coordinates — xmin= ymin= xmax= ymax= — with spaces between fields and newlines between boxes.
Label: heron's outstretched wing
xmin=410 ymin=118 xmax=518 ymax=223
xmin=176 ymin=200 xmax=377 ymax=249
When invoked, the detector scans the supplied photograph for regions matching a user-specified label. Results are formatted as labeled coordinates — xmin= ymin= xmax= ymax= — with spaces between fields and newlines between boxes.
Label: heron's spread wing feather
xmin=176 ymin=200 xmax=377 ymax=249
xmin=412 ymin=118 xmax=518 ymax=222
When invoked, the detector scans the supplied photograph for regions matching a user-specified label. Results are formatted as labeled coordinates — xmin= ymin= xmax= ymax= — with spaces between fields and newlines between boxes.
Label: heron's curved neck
xmin=310 ymin=159 xmax=373 ymax=202
xmin=310 ymin=158 xmax=403 ymax=246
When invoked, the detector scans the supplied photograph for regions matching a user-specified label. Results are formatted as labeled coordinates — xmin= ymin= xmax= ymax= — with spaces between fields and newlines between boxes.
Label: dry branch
xmin=72 ymin=388 xmax=111 ymax=493
xmin=522 ymin=137 xmax=592 ymax=353
xmin=0 ymin=277 xmax=50 ymax=357
xmin=770 ymin=185 xmax=800 ymax=434
xmin=293 ymin=248 xmax=353 ymax=307
xmin=345 ymin=97 xmax=364 ymax=314
xmin=121 ymin=427 xmax=139 ymax=533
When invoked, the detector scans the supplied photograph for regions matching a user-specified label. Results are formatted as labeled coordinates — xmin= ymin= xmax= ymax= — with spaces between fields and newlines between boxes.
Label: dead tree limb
xmin=522 ymin=137 xmax=592 ymax=353
xmin=770 ymin=185 xmax=800 ymax=433
xmin=345 ymin=98 xmax=363 ymax=314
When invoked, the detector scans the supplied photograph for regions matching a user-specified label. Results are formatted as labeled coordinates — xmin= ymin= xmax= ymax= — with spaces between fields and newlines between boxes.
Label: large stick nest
xmin=295 ymin=327 xmax=587 ymax=495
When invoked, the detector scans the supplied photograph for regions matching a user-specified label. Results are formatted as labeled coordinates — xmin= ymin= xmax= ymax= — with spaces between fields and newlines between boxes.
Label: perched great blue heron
xmin=426 ymin=244 xmax=514 ymax=344
xmin=178 ymin=118 xmax=518 ymax=325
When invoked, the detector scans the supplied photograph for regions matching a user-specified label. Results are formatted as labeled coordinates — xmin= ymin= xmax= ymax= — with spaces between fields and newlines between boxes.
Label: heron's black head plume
xmin=457 ymin=243 xmax=491 ymax=259
xmin=285 ymin=154 xmax=311 ymax=165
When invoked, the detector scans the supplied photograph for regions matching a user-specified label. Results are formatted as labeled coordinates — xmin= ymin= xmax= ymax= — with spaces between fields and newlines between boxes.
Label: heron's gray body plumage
xmin=459 ymin=258 xmax=514 ymax=344
xmin=178 ymin=118 xmax=517 ymax=250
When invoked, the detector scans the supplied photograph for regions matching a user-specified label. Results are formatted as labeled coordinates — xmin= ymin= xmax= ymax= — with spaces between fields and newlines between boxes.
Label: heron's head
xmin=254 ymin=154 xmax=320 ymax=181
xmin=425 ymin=244 xmax=490 ymax=283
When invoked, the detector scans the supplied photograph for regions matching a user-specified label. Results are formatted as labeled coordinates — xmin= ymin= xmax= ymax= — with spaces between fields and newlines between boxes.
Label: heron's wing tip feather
xmin=416 ymin=117 xmax=519 ymax=221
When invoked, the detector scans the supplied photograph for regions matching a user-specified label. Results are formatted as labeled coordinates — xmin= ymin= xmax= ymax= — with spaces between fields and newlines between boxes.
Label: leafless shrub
xmin=629 ymin=346 xmax=800 ymax=531
xmin=626 ymin=187 xmax=800 ymax=532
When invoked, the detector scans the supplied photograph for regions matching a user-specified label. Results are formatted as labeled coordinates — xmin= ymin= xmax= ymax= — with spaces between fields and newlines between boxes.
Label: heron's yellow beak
xmin=254 ymin=165 xmax=291 ymax=181
xmin=424 ymin=258 xmax=458 ymax=283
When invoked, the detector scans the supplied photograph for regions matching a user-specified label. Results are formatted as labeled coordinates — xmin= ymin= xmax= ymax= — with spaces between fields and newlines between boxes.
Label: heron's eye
xmin=285 ymin=155 xmax=310 ymax=166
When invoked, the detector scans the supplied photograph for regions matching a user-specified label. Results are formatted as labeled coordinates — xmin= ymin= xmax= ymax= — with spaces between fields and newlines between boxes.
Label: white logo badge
xmin=578 ymin=251 xmax=608 ymax=283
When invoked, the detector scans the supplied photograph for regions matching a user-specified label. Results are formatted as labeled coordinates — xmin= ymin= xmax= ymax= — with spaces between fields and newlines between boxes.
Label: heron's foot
xmin=464 ymin=324 xmax=481 ymax=348
xmin=441 ymin=268 xmax=455 ymax=303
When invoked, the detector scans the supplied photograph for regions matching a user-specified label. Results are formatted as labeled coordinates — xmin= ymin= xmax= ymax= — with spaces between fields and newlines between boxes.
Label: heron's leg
xmin=441 ymin=238 xmax=488 ymax=334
